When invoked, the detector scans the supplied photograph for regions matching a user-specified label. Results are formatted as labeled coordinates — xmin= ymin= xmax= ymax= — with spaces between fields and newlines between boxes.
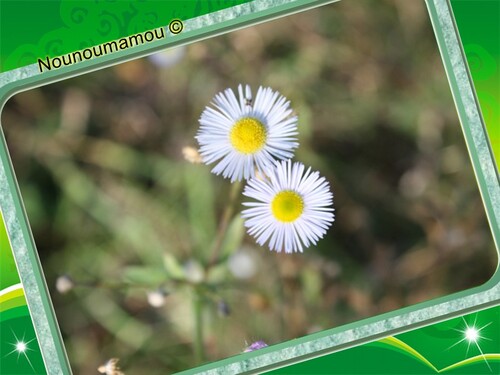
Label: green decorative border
xmin=0 ymin=210 xmax=46 ymax=374
xmin=267 ymin=305 xmax=500 ymax=373
xmin=0 ymin=1 xmax=252 ymax=73
xmin=0 ymin=0 xmax=498 ymax=374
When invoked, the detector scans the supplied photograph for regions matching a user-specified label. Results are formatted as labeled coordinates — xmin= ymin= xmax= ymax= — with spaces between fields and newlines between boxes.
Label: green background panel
xmin=0 ymin=306 xmax=46 ymax=375
xmin=450 ymin=0 xmax=500 ymax=165
xmin=0 ymin=0 xmax=251 ymax=72
xmin=0 ymin=209 xmax=20 ymax=290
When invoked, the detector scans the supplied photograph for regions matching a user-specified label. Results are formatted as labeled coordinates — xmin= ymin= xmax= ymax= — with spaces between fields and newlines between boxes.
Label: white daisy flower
xmin=196 ymin=84 xmax=299 ymax=182
xmin=242 ymin=160 xmax=334 ymax=253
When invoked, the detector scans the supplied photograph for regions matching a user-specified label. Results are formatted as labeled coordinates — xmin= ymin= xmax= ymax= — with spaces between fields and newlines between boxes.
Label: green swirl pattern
xmin=1 ymin=0 xmax=251 ymax=72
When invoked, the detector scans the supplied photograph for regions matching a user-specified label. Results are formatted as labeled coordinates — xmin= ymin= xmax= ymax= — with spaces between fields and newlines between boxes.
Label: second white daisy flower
xmin=196 ymin=84 xmax=299 ymax=182
xmin=242 ymin=160 xmax=335 ymax=253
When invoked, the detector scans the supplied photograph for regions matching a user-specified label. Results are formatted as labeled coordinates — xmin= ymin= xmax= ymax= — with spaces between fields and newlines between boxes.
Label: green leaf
xmin=206 ymin=263 xmax=228 ymax=284
xmin=301 ymin=267 xmax=322 ymax=305
xmin=163 ymin=253 xmax=185 ymax=279
xmin=184 ymin=164 xmax=216 ymax=255
xmin=219 ymin=215 xmax=245 ymax=260
xmin=122 ymin=266 xmax=168 ymax=286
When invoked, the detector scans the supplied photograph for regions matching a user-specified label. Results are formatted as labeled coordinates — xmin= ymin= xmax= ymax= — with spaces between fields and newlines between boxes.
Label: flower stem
xmin=193 ymin=290 xmax=205 ymax=363
xmin=208 ymin=181 xmax=242 ymax=266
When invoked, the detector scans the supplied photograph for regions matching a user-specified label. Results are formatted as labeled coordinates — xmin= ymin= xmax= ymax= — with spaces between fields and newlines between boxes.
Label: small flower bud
xmin=55 ymin=275 xmax=74 ymax=294
xmin=182 ymin=146 xmax=203 ymax=164
xmin=148 ymin=46 xmax=186 ymax=68
xmin=98 ymin=358 xmax=124 ymax=375
xmin=244 ymin=340 xmax=268 ymax=352
xmin=217 ymin=300 xmax=231 ymax=317
xmin=147 ymin=289 xmax=168 ymax=308
xmin=183 ymin=260 xmax=204 ymax=283
xmin=228 ymin=248 xmax=257 ymax=280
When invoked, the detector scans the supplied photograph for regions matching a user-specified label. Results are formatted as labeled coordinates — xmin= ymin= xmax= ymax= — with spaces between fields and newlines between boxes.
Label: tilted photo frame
xmin=0 ymin=0 xmax=498 ymax=374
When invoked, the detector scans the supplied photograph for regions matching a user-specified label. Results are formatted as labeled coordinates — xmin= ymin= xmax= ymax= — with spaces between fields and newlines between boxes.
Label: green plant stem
xmin=208 ymin=181 xmax=242 ymax=266
xmin=193 ymin=290 xmax=205 ymax=363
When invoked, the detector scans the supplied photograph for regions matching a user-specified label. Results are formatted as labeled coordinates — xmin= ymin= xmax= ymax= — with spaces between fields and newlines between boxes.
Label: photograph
xmin=1 ymin=0 xmax=497 ymax=374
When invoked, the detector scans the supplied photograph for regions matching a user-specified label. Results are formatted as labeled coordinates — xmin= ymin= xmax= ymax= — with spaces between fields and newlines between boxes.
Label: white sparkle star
xmin=465 ymin=327 xmax=479 ymax=343
xmin=15 ymin=341 xmax=27 ymax=353
xmin=4 ymin=330 xmax=37 ymax=371
xmin=447 ymin=315 xmax=493 ymax=372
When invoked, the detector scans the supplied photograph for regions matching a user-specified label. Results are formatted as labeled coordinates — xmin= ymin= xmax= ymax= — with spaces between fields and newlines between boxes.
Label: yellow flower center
xmin=271 ymin=191 xmax=304 ymax=223
xmin=230 ymin=117 xmax=267 ymax=154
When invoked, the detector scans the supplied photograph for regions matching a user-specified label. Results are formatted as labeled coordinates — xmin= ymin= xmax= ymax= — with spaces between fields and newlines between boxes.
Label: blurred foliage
xmin=1 ymin=0 xmax=497 ymax=374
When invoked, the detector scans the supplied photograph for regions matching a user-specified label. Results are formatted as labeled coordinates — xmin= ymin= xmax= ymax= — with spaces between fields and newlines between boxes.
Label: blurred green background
xmin=1 ymin=0 xmax=497 ymax=374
